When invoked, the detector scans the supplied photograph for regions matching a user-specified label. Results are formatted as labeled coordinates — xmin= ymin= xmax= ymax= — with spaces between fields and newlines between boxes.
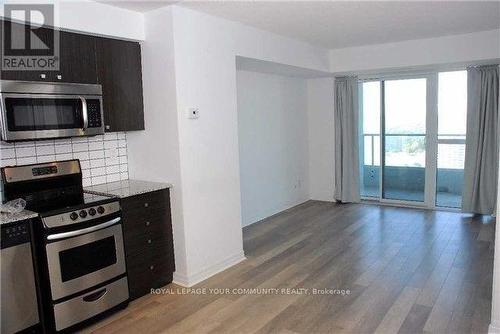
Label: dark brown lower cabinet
xmin=121 ymin=189 xmax=175 ymax=300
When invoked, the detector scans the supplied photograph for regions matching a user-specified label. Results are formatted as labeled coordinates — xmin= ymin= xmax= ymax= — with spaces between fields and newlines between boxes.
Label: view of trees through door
xmin=359 ymin=70 xmax=467 ymax=209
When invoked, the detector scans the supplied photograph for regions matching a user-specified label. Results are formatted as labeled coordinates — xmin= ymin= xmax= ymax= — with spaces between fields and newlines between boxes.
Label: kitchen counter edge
xmin=84 ymin=179 xmax=172 ymax=199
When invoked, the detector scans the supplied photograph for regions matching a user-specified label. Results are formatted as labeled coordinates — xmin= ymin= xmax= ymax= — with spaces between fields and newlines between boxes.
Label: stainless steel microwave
xmin=0 ymin=80 xmax=104 ymax=142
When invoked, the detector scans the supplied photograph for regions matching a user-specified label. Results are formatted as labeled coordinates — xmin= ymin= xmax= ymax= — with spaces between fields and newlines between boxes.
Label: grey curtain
xmin=462 ymin=65 xmax=499 ymax=214
xmin=334 ymin=76 xmax=360 ymax=203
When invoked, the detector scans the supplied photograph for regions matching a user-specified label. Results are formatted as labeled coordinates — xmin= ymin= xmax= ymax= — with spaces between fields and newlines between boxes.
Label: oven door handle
xmin=46 ymin=217 xmax=121 ymax=241
xmin=83 ymin=288 xmax=108 ymax=302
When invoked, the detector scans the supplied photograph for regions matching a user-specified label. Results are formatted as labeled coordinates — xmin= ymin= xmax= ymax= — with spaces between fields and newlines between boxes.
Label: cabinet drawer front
xmin=122 ymin=214 xmax=167 ymax=238
xmin=126 ymin=251 xmax=171 ymax=299
xmin=124 ymin=228 xmax=168 ymax=257
xmin=126 ymin=241 xmax=174 ymax=283
xmin=121 ymin=190 xmax=170 ymax=214
xmin=122 ymin=207 xmax=168 ymax=227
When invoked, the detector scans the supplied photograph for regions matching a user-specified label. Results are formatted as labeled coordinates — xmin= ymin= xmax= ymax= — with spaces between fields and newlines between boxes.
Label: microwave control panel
xmin=87 ymin=99 xmax=102 ymax=128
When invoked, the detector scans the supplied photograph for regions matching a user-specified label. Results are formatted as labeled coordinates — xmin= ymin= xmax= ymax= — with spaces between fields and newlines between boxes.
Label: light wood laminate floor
xmin=84 ymin=201 xmax=495 ymax=334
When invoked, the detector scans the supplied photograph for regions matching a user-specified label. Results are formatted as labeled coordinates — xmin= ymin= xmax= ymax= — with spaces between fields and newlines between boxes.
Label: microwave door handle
xmin=80 ymin=96 xmax=88 ymax=129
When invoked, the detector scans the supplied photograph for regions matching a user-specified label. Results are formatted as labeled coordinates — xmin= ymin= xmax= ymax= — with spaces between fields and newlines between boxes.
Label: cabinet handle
xmin=150 ymin=265 xmax=154 ymax=270
xmin=145 ymin=221 xmax=151 ymax=227
xmin=144 ymin=202 xmax=149 ymax=208
xmin=147 ymin=239 xmax=152 ymax=244
xmin=56 ymin=74 xmax=62 ymax=80
xmin=40 ymin=74 xmax=46 ymax=79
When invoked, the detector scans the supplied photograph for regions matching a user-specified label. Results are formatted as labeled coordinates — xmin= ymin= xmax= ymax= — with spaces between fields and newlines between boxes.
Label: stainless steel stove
xmin=1 ymin=160 xmax=129 ymax=333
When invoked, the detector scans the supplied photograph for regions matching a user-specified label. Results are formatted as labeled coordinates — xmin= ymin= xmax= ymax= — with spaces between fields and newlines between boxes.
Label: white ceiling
xmin=236 ymin=56 xmax=332 ymax=78
xmin=95 ymin=1 xmax=176 ymax=13
xmin=97 ymin=1 xmax=500 ymax=49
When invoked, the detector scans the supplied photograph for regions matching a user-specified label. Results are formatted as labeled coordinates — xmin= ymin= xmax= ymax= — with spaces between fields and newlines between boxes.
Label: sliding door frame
xmin=360 ymin=73 xmax=440 ymax=209
xmin=425 ymin=73 xmax=438 ymax=209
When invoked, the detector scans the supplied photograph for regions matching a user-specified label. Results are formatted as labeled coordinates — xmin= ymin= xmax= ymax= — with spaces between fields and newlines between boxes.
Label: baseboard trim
xmin=172 ymin=252 xmax=246 ymax=287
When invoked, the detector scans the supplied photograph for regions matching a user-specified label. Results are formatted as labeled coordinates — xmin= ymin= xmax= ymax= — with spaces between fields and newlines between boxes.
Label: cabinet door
xmin=53 ymin=31 xmax=97 ymax=84
xmin=96 ymin=38 xmax=144 ymax=132
xmin=1 ymin=22 xmax=97 ymax=83
xmin=0 ymin=20 xmax=55 ymax=81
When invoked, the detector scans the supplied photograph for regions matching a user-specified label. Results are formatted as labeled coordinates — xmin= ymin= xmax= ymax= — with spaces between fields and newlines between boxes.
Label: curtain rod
xmin=349 ymin=61 xmax=500 ymax=81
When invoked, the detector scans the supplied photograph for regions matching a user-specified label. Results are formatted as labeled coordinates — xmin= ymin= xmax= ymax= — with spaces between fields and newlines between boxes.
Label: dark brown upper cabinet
xmin=0 ymin=21 xmax=56 ymax=81
xmin=54 ymin=31 xmax=98 ymax=84
xmin=0 ymin=21 xmax=97 ymax=83
xmin=96 ymin=37 xmax=145 ymax=132
xmin=0 ymin=20 xmax=145 ymax=132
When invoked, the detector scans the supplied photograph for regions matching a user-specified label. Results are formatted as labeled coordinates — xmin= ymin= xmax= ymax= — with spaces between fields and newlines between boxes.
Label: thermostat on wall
xmin=187 ymin=107 xmax=200 ymax=119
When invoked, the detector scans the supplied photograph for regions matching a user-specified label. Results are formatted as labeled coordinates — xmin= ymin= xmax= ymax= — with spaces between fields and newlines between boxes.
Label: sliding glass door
xmin=359 ymin=70 xmax=467 ymax=209
xmin=383 ymin=78 xmax=428 ymax=203
xmin=359 ymin=81 xmax=381 ymax=198
xmin=436 ymin=71 xmax=467 ymax=208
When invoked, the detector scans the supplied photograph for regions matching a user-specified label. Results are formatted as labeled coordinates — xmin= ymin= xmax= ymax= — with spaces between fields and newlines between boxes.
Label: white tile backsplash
xmin=36 ymin=145 xmax=55 ymax=156
xmin=0 ymin=133 xmax=129 ymax=187
xmin=104 ymin=141 xmax=117 ymax=150
xmin=90 ymin=158 xmax=105 ymax=168
xmin=72 ymin=142 xmax=89 ymax=152
xmin=16 ymin=146 xmax=36 ymax=157
xmin=1 ymin=148 xmax=15 ymax=159
xmin=89 ymin=150 xmax=105 ymax=160
xmin=37 ymin=155 xmax=56 ymax=163
xmin=55 ymin=144 xmax=72 ymax=154
xmin=88 ymin=141 xmax=104 ymax=151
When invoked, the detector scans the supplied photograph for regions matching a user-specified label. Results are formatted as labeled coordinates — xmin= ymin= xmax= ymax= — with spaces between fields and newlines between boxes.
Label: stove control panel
xmin=69 ymin=206 xmax=105 ymax=220
xmin=43 ymin=201 xmax=120 ymax=229
xmin=32 ymin=165 xmax=58 ymax=176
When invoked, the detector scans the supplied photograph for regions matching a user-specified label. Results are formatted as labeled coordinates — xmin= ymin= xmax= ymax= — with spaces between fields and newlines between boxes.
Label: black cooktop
xmin=1 ymin=160 xmax=118 ymax=216
xmin=36 ymin=191 xmax=117 ymax=217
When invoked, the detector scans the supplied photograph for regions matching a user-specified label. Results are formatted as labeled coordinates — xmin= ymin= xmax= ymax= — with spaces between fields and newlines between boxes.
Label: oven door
xmin=45 ymin=221 xmax=126 ymax=301
xmin=0 ymin=93 xmax=103 ymax=141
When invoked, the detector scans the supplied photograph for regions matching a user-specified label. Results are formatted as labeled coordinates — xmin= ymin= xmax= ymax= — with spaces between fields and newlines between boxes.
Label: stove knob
xmin=89 ymin=208 xmax=97 ymax=216
xmin=97 ymin=206 xmax=105 ymax=214
xmin=70 ymin=212 xmax=78 ymax=220
xmin=79 ymin=210 xmax=88 ymax=218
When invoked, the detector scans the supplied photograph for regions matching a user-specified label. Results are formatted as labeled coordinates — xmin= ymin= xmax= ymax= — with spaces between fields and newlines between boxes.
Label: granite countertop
xmin=0 ymin=209 xmax=39 ymax=225
xmin=84 ymin=179 xmax=172 ymax=198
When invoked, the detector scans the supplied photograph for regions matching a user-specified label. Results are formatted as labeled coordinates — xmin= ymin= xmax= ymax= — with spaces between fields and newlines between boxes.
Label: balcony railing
xmin=361 ymin=133 xmax=466 ymax=168
xmin=360 ymin=133 xmax=466 ymax=207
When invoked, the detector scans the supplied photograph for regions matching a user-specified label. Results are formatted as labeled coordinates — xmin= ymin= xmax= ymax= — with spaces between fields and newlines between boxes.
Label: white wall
xmin=126 ymin=6 xmax=188 ymax=278
xmin=307 ymin=78 xmax=335 ymax=201
xmin=132 ymin=5 xmax=330 ymax=286
xmin=57 ymin=0 xmax=144 ymax=40
xmin=329 ymin=29 xmax=500 ymax=74
xmin=237 ymin=70 xmax=309 ymax=227
xmin=0 ymin=0 xmax=145 ymax=41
